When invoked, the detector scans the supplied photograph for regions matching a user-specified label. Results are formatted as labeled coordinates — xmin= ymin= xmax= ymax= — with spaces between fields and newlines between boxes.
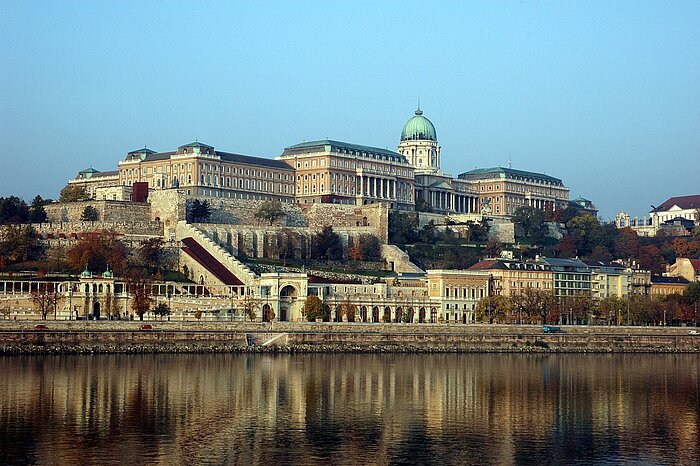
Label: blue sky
xmin=1 ymin=1 xmax=698 ymax=219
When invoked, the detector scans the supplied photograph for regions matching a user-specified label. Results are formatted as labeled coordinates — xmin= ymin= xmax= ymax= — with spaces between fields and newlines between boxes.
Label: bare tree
xmin=31 ymin=283 xmax=62 ymax=320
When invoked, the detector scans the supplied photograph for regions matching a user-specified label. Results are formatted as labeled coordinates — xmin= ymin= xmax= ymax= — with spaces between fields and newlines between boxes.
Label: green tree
xmin=59 ymin=184 xmax=87 ymax=203
xmin=482 ymin=240 xmax=503 ymax=258
xmin=254 ymin=200 xmax=286 ymax=225
xmin=684 ymin=282 xmax=700 ymax=305
xmin=313 ymin=225 xmax=343 ymax=261
xmin=138 ymin=238 xmax=166 ymax=273
xmin=0 ymin=224 xmax=43 ymax=263
xmin=80 ymin=205 xmax=99 ymax=221
xmin=0 ymin=196 xmax=30 ymax=224
xmin=28 ymin=195 xmax=48 ymax=223
xmin=188 ymin=199 xmax=211 ymax=223
xmin=153 ymin=302 xmax=171 ymax=321
xmin=388 ymin=211 xmax=419 ymax=245
xmin=303 ymin=295 xmax=324 ymax=321
xmin=512 ymin=206 xmax=545 ymax=239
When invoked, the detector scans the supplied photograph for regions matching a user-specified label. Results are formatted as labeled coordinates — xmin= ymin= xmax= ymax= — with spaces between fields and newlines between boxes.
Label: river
xmin=1 ymin=354 xmax=698 ymax=465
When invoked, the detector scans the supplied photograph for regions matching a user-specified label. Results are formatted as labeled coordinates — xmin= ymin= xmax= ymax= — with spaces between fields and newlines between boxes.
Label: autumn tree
xmin=520 ymin=287 xmax=556 ymax=324
xmin=127 ymin=270 xmax=153 ymax=321
xmin=137 ymin=238 xmax=166 ymax=274
xmin=348 ymin=234 xmax=381 ymax=261
xmin=254 ymin=200 xmax=286 ymax=226
xmin=66 ymin=231 xmax=129 ymax=275
xmin=59 ymin=184 xmax=87 ymax=203
xmin=275 ymin=228 xmax=297 ymax=266
xmin=475 ymin=295 xmax=511 ymax=323
xmin=303 ymin=295 xmax=324 ymax=321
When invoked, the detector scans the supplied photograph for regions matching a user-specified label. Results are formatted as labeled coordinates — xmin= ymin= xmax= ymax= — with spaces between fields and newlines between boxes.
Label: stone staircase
xmin=176 ymin=221 xmax=258 ymax=285
xmin=381 ymin=244 xmax=424 ymax=274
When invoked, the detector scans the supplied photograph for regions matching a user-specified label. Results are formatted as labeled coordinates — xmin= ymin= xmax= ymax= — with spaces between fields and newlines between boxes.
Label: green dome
xmin=400 ymin=108 xmax=437 ymax=142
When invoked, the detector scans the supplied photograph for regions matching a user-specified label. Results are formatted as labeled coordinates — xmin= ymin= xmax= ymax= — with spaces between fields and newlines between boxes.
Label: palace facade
xmin=69 ymin=107 xmax=569 ymax=218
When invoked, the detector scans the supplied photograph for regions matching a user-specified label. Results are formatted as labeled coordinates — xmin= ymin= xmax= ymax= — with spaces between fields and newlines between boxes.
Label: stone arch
xmin=430 ymin=307 xmax=438 ymax=323
xmin=360 ymin=306 xmax=368 ymax=322
xmin=406 ymin=307 xmax=415 ymax=323
xmin=279 ymin=285 xmax=298 ymax=298
xmin=262 ymin=303 xmax=273 ymax=322
xmin=383 ymin=306 xmax=391 ymax=323
xmin=372 ymin=306 xmax=380 ymax=323
xmin=395 ymin=307 xmax=404 ymax=323
xmin=92 ymin=301 xmax=101 ymax=320
xmin=419 ymin=307 xmax=426 ymax=323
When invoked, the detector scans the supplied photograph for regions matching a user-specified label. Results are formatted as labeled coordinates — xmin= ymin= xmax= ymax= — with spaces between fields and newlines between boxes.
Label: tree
xmin=684 ymin=282 xmax=700 ymax=305
xmin=349 ymin=234 xmax=381 ymax=261
xmin=482 ymin=240 xmax=503 ymax=258
xmin=59 ymin=184 xmax=87 ymax=203
xmin=31 ymin=283 xmax=62 ymax=320
xmin=555 ymin=234 xmax=577 ymax=258
xmin=388 ymin=211 xmax=419 ymax=245
xmin=520 ymin=287 xmax=556 ymax=324
xmin=28 ymin=196 xmax=49 ymax=223
xmin=0 ymin=224 xmax=43 ymax=263
xmin=80 ymin=205 xmax=99 ymax=221
xmin=254 ymin=200 xmax=286 ymax=225
xmin=0 ymin=196 xmax=30 ymax=224
xmin=275 ymin=228 xmax=297 ymax=266
xmin=313 ymin=226 xmax=343 ymax=261
xmin=153 ymin=302 xmax=171 ymax=321
xmin=138 ymin=238 xmax=166 ymax=273
xmin=512 ymin=207 xmax=545 ymax=239
xmin=303 ymin=295 xmax=324 ymax=321
xmin=475 ymin=295 xmax=510 ymax=323
xmin=127 ymin=270 xmax=153 ymax=321
xmin=66 ymin=231 xmax=128 ymax=275
xmin=188 ymin=199 xmax=211 ymax=223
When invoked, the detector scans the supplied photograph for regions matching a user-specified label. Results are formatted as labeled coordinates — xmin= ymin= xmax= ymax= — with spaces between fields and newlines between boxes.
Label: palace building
xmin=68 ymin=106 xmax=570 ymax=218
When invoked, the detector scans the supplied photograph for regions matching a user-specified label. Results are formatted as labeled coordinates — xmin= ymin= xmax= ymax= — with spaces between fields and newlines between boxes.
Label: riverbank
xmin=1 ymin=321 xmax=699 ymax=354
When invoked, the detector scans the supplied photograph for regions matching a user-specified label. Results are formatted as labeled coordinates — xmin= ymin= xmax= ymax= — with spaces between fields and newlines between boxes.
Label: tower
xmin=397 ymin=106 xmax=441 ymax=173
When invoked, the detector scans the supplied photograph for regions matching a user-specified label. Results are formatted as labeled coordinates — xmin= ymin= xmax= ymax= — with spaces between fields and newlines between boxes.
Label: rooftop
xmin=282 ymin=139 xmax=408 ymax=164
xmin=652 ymin=194 xmax=700 ymax=213
xmin=458 ymin=167 xmax=564 ymax=186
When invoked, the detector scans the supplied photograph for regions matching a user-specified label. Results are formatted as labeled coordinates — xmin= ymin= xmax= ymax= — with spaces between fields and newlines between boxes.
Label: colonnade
xmin=421 ymin=190 xmax=479 ymax=214
xmin=358 ymin=175 xmax=412 ymax=204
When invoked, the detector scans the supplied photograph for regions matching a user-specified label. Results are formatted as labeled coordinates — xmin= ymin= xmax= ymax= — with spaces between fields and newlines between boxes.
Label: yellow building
xmin=117 ymin=142 xmax=296 ymax=201
xmin=468 ymin=259 xmax=553 ymax=297
xmin=279 ymin=140 xmax=415 ymax=210
xmin=458 ymin=167 xmax=570 ymax=216
xmin=426 ymin=269 xmax=495 ymax=323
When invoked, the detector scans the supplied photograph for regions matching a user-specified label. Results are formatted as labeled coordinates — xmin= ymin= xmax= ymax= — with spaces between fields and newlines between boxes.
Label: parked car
xmin=542 ymin=325 xmax=562 ymax=334
xmin=689 ymin=330 xmax=698 ymax=335
xmin=33 ymin=324 xmax=49 ymax=331
xmin=140 ymin=324 xmax=153 ymax=331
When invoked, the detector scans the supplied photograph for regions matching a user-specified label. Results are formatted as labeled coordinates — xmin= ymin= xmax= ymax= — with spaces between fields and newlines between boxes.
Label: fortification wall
xmin=45 ymin=201 xmax=152 ymax=224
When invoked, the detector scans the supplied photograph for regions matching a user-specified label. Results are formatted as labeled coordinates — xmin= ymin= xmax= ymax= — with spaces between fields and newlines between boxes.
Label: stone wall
xmin=45 ymin=200 xmax=152 ymax=224
xmin=304 ymin=203 xmax=389 ymax=242
xmin=487 ymin=219 xmax=515 ymax=244
xmin=28 ymin=221 xmax=163 ymax=238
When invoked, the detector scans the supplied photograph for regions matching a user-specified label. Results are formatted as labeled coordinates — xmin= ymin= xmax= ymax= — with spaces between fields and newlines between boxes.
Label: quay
xmin=1 ymin=322 xmax=699 ymax=354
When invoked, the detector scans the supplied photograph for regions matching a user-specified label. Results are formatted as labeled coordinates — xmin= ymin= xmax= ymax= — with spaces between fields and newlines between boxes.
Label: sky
xmin=1 ymin=1 xmax=698 ymax=220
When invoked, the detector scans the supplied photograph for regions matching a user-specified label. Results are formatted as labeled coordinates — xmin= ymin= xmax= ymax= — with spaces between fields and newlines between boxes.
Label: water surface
xmin=1 ymin=354 xmax=698 ymax=465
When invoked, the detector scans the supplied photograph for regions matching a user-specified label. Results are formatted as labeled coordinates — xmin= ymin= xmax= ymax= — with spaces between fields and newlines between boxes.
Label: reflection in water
xmin=0 ymin=354 xmax=698 ymax=465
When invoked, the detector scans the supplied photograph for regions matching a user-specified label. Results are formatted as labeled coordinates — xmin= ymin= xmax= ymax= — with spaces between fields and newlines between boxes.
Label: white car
xmin=689 ymin=330 xmax=699 ymax=335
